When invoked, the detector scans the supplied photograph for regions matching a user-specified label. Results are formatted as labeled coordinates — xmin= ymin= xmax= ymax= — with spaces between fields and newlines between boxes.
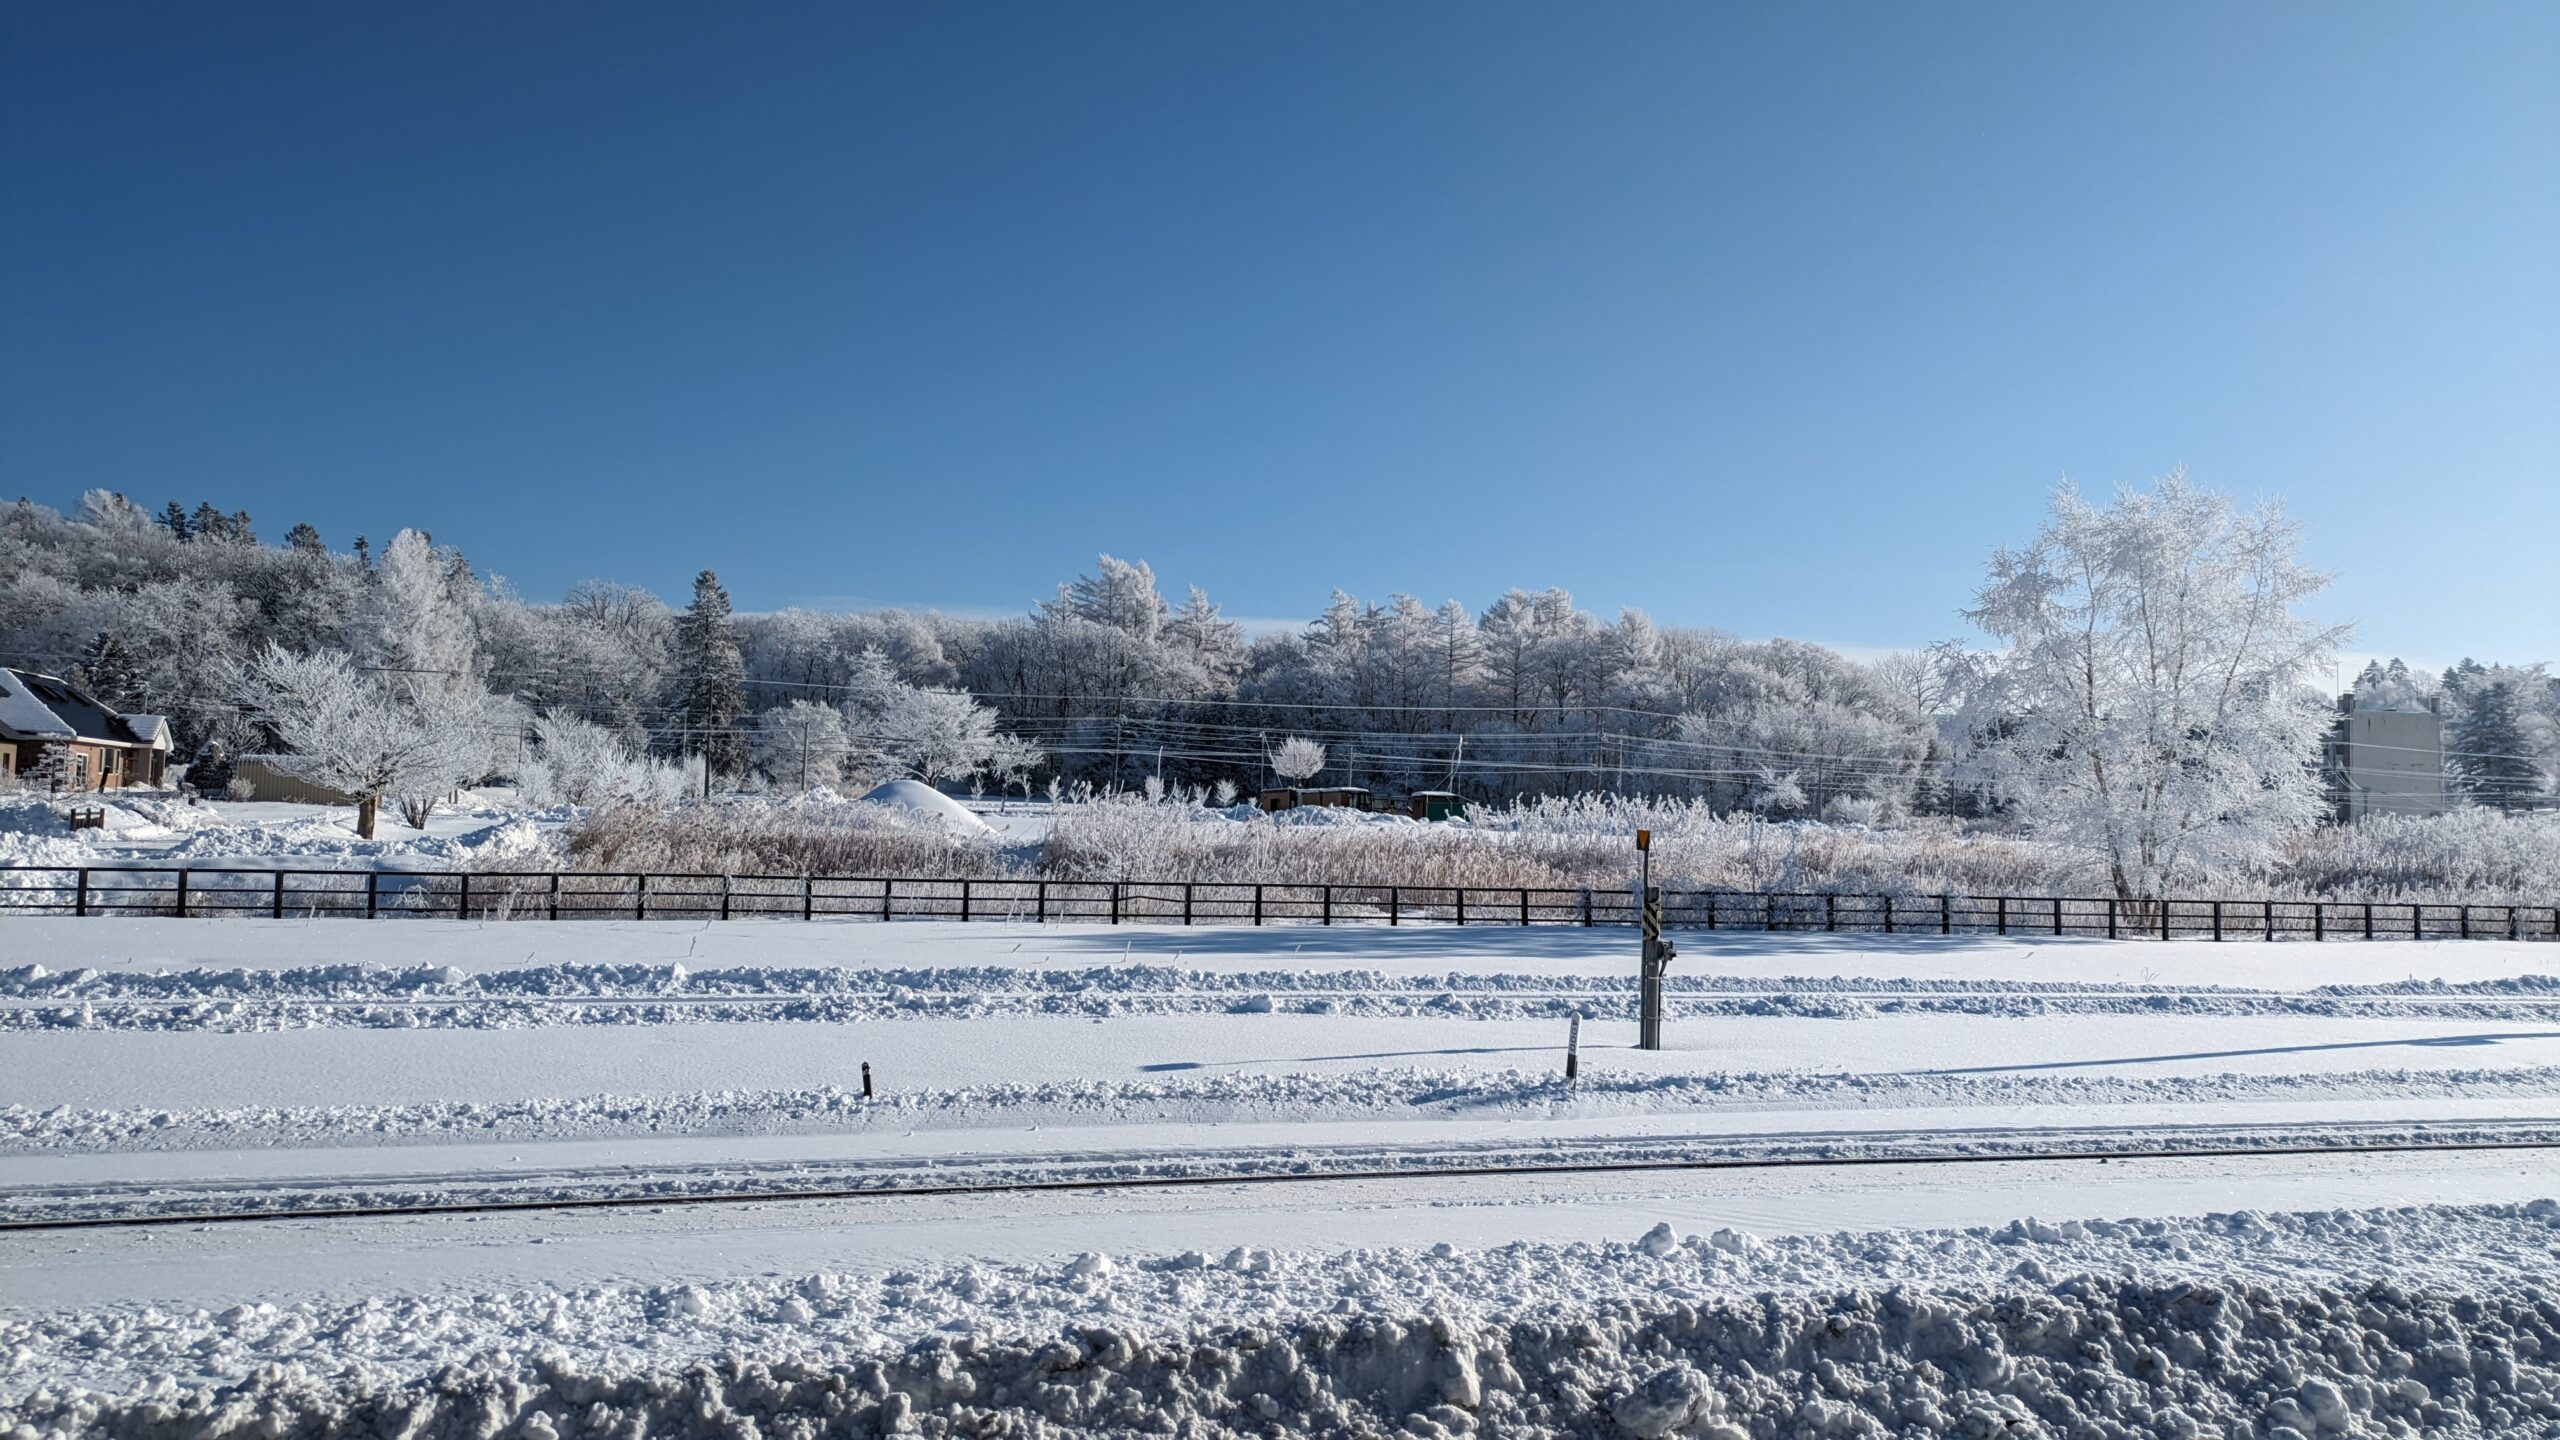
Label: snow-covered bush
xmin=519 ymin=712 xmax=686 ymax=807
xmin=559 ymin=792 xmax=1001 ymax=878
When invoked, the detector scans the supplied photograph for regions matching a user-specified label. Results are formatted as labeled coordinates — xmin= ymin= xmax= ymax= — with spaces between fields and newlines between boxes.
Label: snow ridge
xmin=10 ymin=1203 xmax=2560 ymax=1438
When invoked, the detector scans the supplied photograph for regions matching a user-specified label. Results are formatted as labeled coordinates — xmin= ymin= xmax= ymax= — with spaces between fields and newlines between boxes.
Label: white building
xmin=2325 ymin=696 xmax=2447 ymax=822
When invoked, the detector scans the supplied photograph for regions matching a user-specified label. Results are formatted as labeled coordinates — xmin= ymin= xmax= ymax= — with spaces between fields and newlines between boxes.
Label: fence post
xmin=2412 ymin=905 xmax=2421 ymax=940
xmin=2313 ymin=902 xmax=2323 ymax=942
xmin=1765 ymin=894 xmax=1776 ymax=932
xmin=637 ymin=875 xmax=649 ymax=921
xmin=961 ymin=879 xmax=972 ymax=923
xmin=274 ymin=870 xmax=287 ymax=919
xmin=1455 ymin=888 xmax=1464 ymax=926
xmin=2160 ymin=899 xmax=2171 ymax=942
xmin=1110 ymin=882 xmax=1121 ymax=925
xmin=1038 ymin=880 xmax=1049 ymax=923
xmin=1884 ymin=895 xmax=1894 ymax=934
xmin=1579 ymin=889 xmax=1591 ymax=927
xmin=176 ymin=868 xmax=190 ymax=919
xmin=1324 ymin=885 xmax=1333 ymax=926
xmin=880 ymin=877 xmax=893 ymax=922
xmin=2263 ymin=901 xmax=2273 ymax=941
xmin=74 ymin=867 xmax=89 ymax=918
xmin=2459 ymin=904 xmax=2470 ymax=940
xmin=1182 ymin=883 xmax=1192 ymax=926
xmin=802 ymin=875 xmax=813 ymax=922
xmin=2054 ymin=898 xmax=2064 ymax=936
xmin=2211 ymin=900 xmax=2222 ymax=942
xmin=1519 ymin=888 xmax=1529 ymax=926
xmin=2105 ymin=897 xmax=2116 ymax=939
xmin=2510 ymin=907 xmax=2521 ymax=942
xmin=1826 ymin=894 xmax=1836 ymax=932
xmin=366 ymin=871 xmax=378 ymax=920
xmin=551 ymin=873 xmax=562 ymax=922
xmin=1389 ymin=886 xmax=1398 ymax=927
xmin=720 ymin=875 xmax=733 ymax=922
xmin=1252 ymin=884 xmax=1262 ymax=926
xmin=1941 ymin=894 xmax=1951 ymax=935
xmin=1996 ymin=896 xmax=2006 ymax=936
xmin=2364 ymin=902 xmax=2373 ymax=941
xmin=1706 ymin=893 xmax=1717 ymax=930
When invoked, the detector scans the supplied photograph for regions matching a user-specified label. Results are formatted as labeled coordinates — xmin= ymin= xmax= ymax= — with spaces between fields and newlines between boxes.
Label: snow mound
xmin=852 ymin=779 xmax=994 ymax=835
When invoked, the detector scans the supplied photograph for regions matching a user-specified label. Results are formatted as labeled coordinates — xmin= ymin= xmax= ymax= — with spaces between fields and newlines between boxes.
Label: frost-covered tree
xmin=1270 ymin=735 xmax=1326 ymax=786
xmin=237 ymin=644 xmax=500 ymax=837
xmin=675 ymin=569 xmax=748 ymax=782
xmin=753 ymin=700 xmax=853 ymax=790
xmin=987 ymin=731 xmax=1047 ymax=801
xmin=875 ymin=687 xmax=1000 ymax=785
xmin=1042 ymin=555 xmax=1169 ymax=641
xmin=349 ymin=529 xmax=478 ymax=681
xmin=2352 ymin=657 xmax=2434 ymax=713
xmin=2448 ymin=680 xmax=2546 ymax=812
xmin=1958 ymin=477 xmax=2346 ymax=900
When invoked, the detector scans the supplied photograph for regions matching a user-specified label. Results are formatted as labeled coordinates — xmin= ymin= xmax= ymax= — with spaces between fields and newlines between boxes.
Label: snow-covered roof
xmin=121 ymin=714 xmax=173 ymax=750
xmin=0 ymin=671 xmax=77 ymax=741
xmin=0 ymin=670 xmax=156 ymax=747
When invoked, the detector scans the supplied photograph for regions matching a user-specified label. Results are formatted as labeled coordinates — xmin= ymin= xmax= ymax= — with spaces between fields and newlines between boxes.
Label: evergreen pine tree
xmin=73 ymin=631 xmax=145 ymax=710
xmin=676 ymin=569 xmax=748 ymax=782
xmin=2449 ymin=680 xmax=2543 ymax=811
xmin=160 ymin=502 xmax=192 ymax=541
xmin=190 ymin=501 xmax=225 ymax=540
xmin=286 ymin=522 xmax=325 ymax=554
xmin=228 ymin=510 xmax=257 ymax=544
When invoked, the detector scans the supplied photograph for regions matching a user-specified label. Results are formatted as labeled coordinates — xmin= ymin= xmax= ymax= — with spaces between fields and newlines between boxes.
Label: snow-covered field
xmin=5 ymin=919 xmax=2559 ymax=1435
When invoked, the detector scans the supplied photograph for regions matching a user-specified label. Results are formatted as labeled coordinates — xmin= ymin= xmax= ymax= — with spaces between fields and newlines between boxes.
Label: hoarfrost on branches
xmin=1958 ymin=476 xmax=2346 ymax=900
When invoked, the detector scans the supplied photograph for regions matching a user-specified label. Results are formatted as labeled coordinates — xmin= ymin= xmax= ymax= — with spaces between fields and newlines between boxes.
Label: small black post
xmin=1765 ymin=893 xmax=1776 ymax=932
xmin=1580 ymin=889 xmax=1592 ymax=927
xmin=861 ymin=1062 xmax=873 ymax=1099
xmin=551 ymin=872 xmax=563 ymax=921
xmin=1941 ymin=894 xmax=1951 ymax=934
xmin=365 ymin=871 xmax=378 ymax=920
xmin=720 ymin=875 xmax=732 ymax=922
xmin=1455 ymin=888 xmax=1464 ymax=926
xmin=2054 ymin=898 xmax=2064 ymax=936
xmin=1323 ymin=885 xmax=1333 ymax=926
xmin=2211 ymin=900 xmax=2222 ymax=942
xmin=2263 ymin=901 xmax=2273 ymax=941
xmin=881 ymin=877 xmax=893 ymax=922
xmin=1252 ymin=884 xmax=1262 ymax=926
xmin=1825 ymin=894 xmax=1836 ymax=932
xmin=2313 ymin=902 xmax=2323 ymax=942
xmin=74 ymin=867 xmax=90 ymax=918
xmin=1564 ymin=1015 xmax=1580 ymax=1084
xmin=1037 ymin=879 xmax=1048 ymax=922
xmin=1182 ymin=883 xmax=1192 ymax=926
xmin=2460 ymin=904 xmax=2470 ymax=939
xmin=274 ymin=870 xmax=287 ymax=919
xmin=1519 ymin=888 xmax=1529 ymax=926
xmin=961 ymin=879 xmax=972 ymax=923
xmin=2105 ymin=897 xmax=2116 ymax=939
xmin=2364 ymin=902 xmax=2374 ymax=940
xmin=1996 ymin=896 xmax=2007 ymax=935
xmin=636 ymin=874 xmax=649 ymax=920
xmin=1389 ymin=886 xmax=1398 ymax=927
xmin=1110 ymin=881 xmax=1121 ymax=925
xmin=177 ymin=868 xmax=191 ymax=919
xmin=1884 ymin=895 xmax=1895 ymax=934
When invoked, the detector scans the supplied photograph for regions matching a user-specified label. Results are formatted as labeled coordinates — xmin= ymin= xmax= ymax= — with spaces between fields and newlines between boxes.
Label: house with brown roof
xmin=0 ymin=668 xmax=173 ymax=790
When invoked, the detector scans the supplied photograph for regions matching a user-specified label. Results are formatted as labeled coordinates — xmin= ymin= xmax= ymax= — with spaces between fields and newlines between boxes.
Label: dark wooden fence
xmin=0 ymin=865 xmax=2552 ymax=941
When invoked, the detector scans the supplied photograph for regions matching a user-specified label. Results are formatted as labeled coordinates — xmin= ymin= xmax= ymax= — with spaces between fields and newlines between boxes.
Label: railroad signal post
xmin=1636 ymin=829 xmax=1676 ymax=1050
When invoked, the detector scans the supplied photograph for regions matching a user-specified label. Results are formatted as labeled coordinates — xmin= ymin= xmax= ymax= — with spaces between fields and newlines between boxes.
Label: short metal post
xmin=1826 ymin=894 xmax=1836 ymax=932
xmin=2054 ymin=898 xmax=2064 ymax=936
xmin=720 ymin=875 xmax=732 ymax=922
xmin=960 ymin=879 xmax=971 ymax=923
xmin=1110 ymin=881 xmax=1121 ymax=925
xmin=74 ymin=867 xmax=90 ymax=917
xmin=1765 ymin=893 xmax=1776 ymax=932
xmin=1519 ymin=888 xmax=1529 ymax=926
xmin=801 ymin=875 xmax=813 ymax=921
xmin=2211 ymin=900 xmax=2222 ymax=942
xmin=1941 ymin=894 xmax=1951 ymax=934
xmin=2263 ymin=901 xmax=2273 ymax=941
xmin=550 ymin=872 xmax=562 ymax=921
xmin=2160 ymin=899 xmax=2171 ymax=941
xmin=1182 ymin=883 xmax=1192 ymax=926
xmin=1580 ymin=889 xmax=1591 ymax=927
xmin=1038 ymin=880 xmax=1048 ymax=923
xmin=1706 ymin=893 xmax=1717 ymax=929
xmin=274 ymin=870 xmax=287 ymax=919
xmin=2412 ymin=905 xmax=2421 ymax=939
xmin=861 ymin=1061 xmax=872 ymax=1099
xmin=2105 ymin=898 xmax=2116 ymax=939
xmin=636 ymin=874 xmax=649 ymax=920
xmin=2364 ymin=902 xmax=2374 ymax=940
xmin=1996 ymin=896 xmax=2007 ymax=935
xmin=881 ymin=877 xmax=893 ymax=921
xmin=1323 ymin=886 xmax=1333 ymax=926
xmin=176 ymin=868 xmax=190 ymax=918
xmin=365 ymin=871 xmax=377 ymax=920
xmin=1884 ymin=895 xmax=1894 ymax=934
xmin=2313 ymin=902 xmax=2323 ymax=941
xmin=1252 ymin=884 xmax=1262 ymax=926
xmin=2460 ymin=904 xmax=2470 ymax=939
xmin=1389 ymin=886 xmax=1398 ymax=926
xmin=1455 ymin=888 xmax=1464 ymax=926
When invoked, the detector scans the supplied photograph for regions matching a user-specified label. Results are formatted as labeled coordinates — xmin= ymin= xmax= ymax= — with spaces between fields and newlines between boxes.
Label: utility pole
xmin=1636 ymin=828 xmax=1675 ymax=1050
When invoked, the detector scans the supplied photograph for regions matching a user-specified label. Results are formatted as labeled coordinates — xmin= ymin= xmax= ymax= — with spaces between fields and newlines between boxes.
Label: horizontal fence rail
xmin=0 ymin=865 xmax=2552 ymax=941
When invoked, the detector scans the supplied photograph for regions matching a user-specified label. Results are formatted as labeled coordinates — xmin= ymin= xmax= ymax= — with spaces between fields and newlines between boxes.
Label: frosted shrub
xmin=558 ymin=792 xmax=1001 ymax=878
xmin=2268 ymin=809 xmax=2560 ymax=905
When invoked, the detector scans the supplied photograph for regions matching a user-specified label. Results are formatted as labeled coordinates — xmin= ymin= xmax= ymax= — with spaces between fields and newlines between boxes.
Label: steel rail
xmin=9 ymin=1129 xmax=2557 ymax=1234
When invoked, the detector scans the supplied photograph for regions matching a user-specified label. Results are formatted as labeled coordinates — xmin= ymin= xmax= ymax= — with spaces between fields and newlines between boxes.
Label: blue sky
xmin=4 ymin=2 xmax=2553 ymax=670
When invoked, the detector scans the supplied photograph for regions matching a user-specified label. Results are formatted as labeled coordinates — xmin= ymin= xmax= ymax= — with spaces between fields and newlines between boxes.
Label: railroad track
xmin=10 ymin=1118 xmax=2558 ymax=1233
